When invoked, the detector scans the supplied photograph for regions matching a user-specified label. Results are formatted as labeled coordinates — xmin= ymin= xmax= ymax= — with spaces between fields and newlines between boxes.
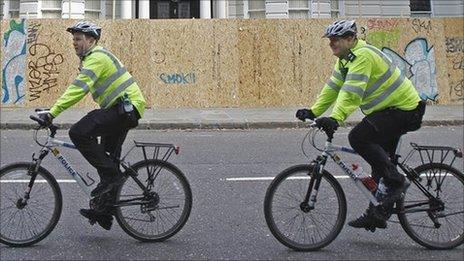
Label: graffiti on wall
xmin=383 ymin=38 xmax=438 ymax=101
xmin=159 ymin=72 xmax=196 ymax=85
xmin=27 ymin=22 xmax=64 ymax=102
xmin=360 ymin=19 xmax=401 ymax=49
xmin=153 ymin=51 xmax=166 ymax=64
xmin=445 ymin=36 xmax=464 ymax=101
xmin=2 ymin=19 xmax=27 ymax=104
xmin=445 ymin=37 xmax=464 ymax=53
xmin=450 ymin=79 xmax=463 ymax=101
xmin=411 ymin=19 xmax=433 ymax=34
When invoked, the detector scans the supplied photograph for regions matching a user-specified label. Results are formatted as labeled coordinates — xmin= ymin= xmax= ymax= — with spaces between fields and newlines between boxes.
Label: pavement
xmin=0 ymin=105 xmax=463 ymax=130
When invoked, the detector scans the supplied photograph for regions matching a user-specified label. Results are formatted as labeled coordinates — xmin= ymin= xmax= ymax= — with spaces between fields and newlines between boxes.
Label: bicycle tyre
xmin=0 ymin=162 xmax=62 ymax=247
xmin=398 ymin=163 xmax=464 ymax=250
xmin=264 ymin=164 xmax=347 ymax=251
xmin=115 ymin=159 xmax=192 ymax=242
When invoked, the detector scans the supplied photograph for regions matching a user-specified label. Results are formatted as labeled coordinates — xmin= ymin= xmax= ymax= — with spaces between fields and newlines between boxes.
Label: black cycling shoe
xmin=91 ymin=175 xmax=125 ymax=198
xmin=348 ymin=203 xmax=388 ymax=232
xmin=381 ymin=179 xmax=410 ymax=207
xmin=348 ymin=213 xmax=387 ymax=232
xmin=80 ymin=209 xmax=113 ymax=230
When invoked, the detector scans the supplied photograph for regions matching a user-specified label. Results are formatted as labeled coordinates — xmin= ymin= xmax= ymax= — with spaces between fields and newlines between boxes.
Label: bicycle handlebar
xmin=303 ymin=118 xmax=334 ymax=142
xmin=30 ymin=112 xmax=58 ymax=139
xmin=30 ymin=115 xmax=45 ymax=125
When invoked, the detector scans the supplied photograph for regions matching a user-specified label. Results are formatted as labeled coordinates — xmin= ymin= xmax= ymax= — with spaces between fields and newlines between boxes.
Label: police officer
xmin=40 ymin=21 xmax=146 ymax=230
xmin=296 ymin=20 xmax=426 ymax=231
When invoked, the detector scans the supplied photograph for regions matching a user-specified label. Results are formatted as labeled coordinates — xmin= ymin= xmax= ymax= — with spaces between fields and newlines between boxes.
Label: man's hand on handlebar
xmin=295 ymin=108 xmax=316 ymax=122
xmin=38 ymin=112 xmax=54 ymax=127
xmin=315 ymin=117 xmax=339 ymax=137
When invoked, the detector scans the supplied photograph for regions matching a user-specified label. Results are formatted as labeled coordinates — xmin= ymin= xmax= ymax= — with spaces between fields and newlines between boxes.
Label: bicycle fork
xmin=18 ymin=149 xmax=50 ymax=208
xmin=301 ymin=155 xmax=328 ymax=212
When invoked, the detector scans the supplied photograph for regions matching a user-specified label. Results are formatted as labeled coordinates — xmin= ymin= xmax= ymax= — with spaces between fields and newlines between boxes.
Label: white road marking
xmin=224 ymin=176 xmax=351 ymax=181
xmin=224 ymin=173 xmax=451 ymax=181
xmin=0 ymin=179 xmax=76 ymax=183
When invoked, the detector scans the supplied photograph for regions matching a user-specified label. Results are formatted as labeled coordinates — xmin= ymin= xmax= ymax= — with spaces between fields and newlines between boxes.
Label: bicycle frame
xmin=307 ymin=139 xmax=380 ymax=209
xmin=303 ymin=123 xmax=462 ymax=216
xmin=33 ymin=136 xmax=96 ymax=197
xmin=28 ymin=124 xmax=181 ymax=206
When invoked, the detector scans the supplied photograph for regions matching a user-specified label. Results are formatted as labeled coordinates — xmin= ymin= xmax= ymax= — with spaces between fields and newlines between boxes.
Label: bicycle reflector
xmin=175 ymin=146 xmax=180 ymax=155
xmin=454 ymin=149 xmax=463 ymax=158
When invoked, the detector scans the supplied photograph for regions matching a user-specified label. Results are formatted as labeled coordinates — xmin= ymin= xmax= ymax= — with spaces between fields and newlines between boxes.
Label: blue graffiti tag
xmin=382 ymin=38 xmax=438 ymax=101
xmin=2 ymin=19 xmax=27 ymax=104
xmin=159 ymin=72 xmax=196 ymax=85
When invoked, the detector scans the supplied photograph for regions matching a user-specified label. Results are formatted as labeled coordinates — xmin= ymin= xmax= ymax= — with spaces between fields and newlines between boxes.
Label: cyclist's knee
xmin=348 ymin=128 xmax=361 ymax=148
xmin=69 ymin=124 xmax=89 ymax=143
xmin=69 ymin=125 xmax=80 ymax=140
xmin=69 ymin=119 xmax=94 ymax=139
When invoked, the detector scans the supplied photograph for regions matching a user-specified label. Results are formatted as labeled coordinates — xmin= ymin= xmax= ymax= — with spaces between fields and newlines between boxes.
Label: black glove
xmin=38 ymin=113 xmax=54 ymax=127
xmin=295 ymin=109 xmax=316 ymax=121
xmin=315 ymin=117 xmax=339 ymax=135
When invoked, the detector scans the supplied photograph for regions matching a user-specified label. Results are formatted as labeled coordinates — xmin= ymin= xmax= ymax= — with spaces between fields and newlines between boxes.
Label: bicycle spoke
xmin=0 ymin=205 xmax=19 ymax=211
xmin=2 ymin=209 xmax=21 ymax=238
xmin=282 ymin=213 xmax=299 ymax=238
xmin=274 ymin=192 xmax=301 ymax=203
xmin=308 ymin=213 xmax=324 ymax=242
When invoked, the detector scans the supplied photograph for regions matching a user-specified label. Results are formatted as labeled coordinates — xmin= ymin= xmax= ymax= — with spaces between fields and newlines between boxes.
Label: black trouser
xmin=348 ymin=101 xmax=426 ymax=188
xmin=69 ymin=104 xmax=139 ymax=183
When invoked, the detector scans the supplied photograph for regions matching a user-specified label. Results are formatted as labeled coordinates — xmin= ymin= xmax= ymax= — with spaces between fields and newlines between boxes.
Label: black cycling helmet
xmin=323 ymin=20 xmax=357 ymax=38
xmin=66 ymin=21 xmax=102 ymax=40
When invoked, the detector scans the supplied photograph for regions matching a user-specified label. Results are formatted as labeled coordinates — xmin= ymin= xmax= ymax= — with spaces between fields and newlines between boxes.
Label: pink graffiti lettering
xmin=367 ymin=19 xmax=399 ymax=30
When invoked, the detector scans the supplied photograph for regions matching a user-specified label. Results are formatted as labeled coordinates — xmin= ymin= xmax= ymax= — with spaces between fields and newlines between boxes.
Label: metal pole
xmin=113 ymin=0 xmax=116 ymax=19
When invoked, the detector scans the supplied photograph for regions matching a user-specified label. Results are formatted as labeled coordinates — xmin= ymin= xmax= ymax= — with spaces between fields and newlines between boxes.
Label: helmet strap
xmin=79 ymin=42 xmax=97 ymax=59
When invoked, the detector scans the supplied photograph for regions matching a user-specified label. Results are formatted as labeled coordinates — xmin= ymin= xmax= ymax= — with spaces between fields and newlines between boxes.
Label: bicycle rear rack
xmin=121 ymin=141 xmax=180 ymax=162
xmin=403 ymin=142 xmax=463 ymax=167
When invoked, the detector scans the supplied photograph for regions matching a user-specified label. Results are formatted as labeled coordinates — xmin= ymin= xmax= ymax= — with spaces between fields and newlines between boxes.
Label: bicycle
xmin=264 ymin=120 xmax=463 ymax=251
xmin=0 ymin=110 xmax=193 ymax=247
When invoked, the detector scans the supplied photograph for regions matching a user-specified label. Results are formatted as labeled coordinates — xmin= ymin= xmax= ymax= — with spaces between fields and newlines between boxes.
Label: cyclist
xmin=39 ymin=21 xmax=146 ymax=230
xmin=296 ymin=20 xmax=426 ymax=231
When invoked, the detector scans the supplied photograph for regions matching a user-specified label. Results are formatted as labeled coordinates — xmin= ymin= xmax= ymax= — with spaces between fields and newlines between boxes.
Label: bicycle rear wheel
xmin=398 ymin=163 xmax=464 ymax=250
xmin=264 ymin=164 xmax=347 ymax=251
xmin=0 ymin=162 xmax=62 ymax=247
xmin=115 ymin=159 xmax=192 ymax=242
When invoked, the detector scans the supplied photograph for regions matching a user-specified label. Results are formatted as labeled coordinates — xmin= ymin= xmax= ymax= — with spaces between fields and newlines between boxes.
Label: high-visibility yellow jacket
xmin=50 ymin=45 xmax=146 ymax=118
xmin=311 ymin=39 xmax=420 ymax=122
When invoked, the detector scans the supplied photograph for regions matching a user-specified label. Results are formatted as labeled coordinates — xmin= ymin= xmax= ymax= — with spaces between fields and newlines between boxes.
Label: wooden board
xmin=1 ymin=18 xmax=462 ymax=109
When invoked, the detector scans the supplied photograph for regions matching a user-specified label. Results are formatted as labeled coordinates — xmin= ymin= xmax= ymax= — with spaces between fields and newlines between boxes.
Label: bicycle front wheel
xmin=0 ymin=163 xmax=62 ymax=247
xmin=115 ymin=159 xmax=192 ymax=242
xmin=264 ymin=164 xmax=347 ymax=251
xmin=398 ymin=163 xmax=464 ymax=250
